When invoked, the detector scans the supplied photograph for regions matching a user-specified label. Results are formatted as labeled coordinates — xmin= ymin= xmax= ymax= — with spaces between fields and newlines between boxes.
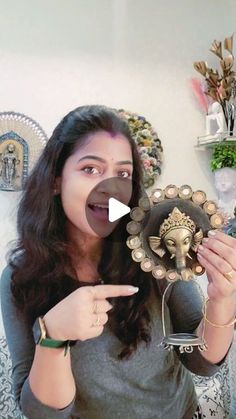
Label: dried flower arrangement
xmin=193 ymin=33 xmax=236 ymax=133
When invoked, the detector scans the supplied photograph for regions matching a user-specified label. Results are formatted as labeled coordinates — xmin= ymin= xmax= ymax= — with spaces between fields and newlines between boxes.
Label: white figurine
xmin=206 ymin=102 xmax=225 ymax=136
xmin=214 ymin=167 xmax=236 ymax=216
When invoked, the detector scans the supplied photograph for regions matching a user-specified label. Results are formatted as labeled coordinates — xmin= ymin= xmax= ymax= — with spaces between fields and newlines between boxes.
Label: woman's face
xmin=56 ymin=130 xmax=133 ymax=238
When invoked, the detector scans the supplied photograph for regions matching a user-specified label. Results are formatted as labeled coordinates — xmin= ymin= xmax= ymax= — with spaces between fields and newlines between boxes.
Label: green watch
xmin=32 ymin=317 xmax=71 ymax=356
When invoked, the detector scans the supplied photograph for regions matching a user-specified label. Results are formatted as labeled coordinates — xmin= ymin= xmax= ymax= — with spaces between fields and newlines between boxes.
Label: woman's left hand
xmin=197 ymin=230 xmax=236 ymax=302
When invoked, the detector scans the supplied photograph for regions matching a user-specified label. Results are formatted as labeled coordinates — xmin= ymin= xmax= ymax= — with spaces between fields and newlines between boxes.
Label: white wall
xmin=1 ymin=0 xmax=236 ymax=332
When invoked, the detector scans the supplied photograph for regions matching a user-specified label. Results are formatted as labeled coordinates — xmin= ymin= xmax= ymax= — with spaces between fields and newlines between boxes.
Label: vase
xmin=222 ymin=100 xmax=236 ymax=136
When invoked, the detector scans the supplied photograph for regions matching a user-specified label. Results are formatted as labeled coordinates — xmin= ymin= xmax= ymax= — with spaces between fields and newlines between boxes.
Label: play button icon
xmin=108 ymin=197 xmax=130 ymax=222
xmin=85 ymin=177 xmax=133 ymax=238
xmin=85 ymin=177 xmax=149 ymax=240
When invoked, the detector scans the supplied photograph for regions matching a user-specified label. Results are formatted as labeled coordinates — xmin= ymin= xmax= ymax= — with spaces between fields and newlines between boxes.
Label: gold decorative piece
xmin=130 ymin=207 xmax=145 ymax=222
xmin=164 ymin=185 xmax=179 ymax=199
xmin=151 ymin=188 xmax=165 ymax=203
xmin=178 ymin=185 xmax=193 ymax=200
xmin=152 ymin=265 xmax=166 ymax=279
xmin=160 ymin=333 xmax=208 ymax=353
xmin=158 ymin=207 xmax=196 ymax=237
xmin=210 ymin=212 xmax=225 ymax=228
xmin=157 ymin=282 xmax=208 ymax=353
xmin=192 ymin=190 xmax=207 ymax=205
xmin=126 ymin=184 xmax=224 ymax=283
xmin=140 ymin=258 xmax=155 ymax=272
xmin=131 ymin=248 xmax=146 ymax=262
xmin=0 ymin=111 xmax=47 ymax=191
xmin=126 ymin=184 xmax=224 ymax=353
xmin=138 ymin=196 xmax=152 ymax=211
xmin=192 ymin=263 xmax=205 ymax=276
xmin=126 ymin=235 xmax=141 ymax=249
xmin=126 ymin=221 xmax=142 ymax=235
xmin=203 ymin=200 xmax=218 ymax=215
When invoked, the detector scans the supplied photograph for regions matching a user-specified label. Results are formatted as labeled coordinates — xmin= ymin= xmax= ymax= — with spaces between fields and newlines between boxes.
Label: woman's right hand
xmin=43 ymin=285 xmax=139 ymax=342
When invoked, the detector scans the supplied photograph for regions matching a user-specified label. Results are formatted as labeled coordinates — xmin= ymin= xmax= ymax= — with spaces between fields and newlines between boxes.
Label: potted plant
xmin=211 ymin=143 xmax=236 ymax=171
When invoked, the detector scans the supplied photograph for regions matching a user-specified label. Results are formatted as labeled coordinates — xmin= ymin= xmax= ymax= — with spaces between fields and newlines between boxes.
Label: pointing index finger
xmin=92 ymin=285 xmax=139 ymax=299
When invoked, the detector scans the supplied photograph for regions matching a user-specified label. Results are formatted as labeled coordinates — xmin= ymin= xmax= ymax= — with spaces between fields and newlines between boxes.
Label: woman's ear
xmin=53 ymin=177 xmax=61 ymax=195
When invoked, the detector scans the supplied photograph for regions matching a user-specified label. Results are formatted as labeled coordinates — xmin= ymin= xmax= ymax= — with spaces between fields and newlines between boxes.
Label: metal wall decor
xmin=126 ymin=184 xmax=225 ymax=281
xmin=0 ymin=112 xmax=47 ymax=191
xmin=126 ymin=184 xmax=225 ymax=353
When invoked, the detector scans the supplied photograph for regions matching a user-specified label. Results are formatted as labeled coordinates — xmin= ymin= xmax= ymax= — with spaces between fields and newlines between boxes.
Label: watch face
xmin=32 ymin=318 xmax=42 ymax=344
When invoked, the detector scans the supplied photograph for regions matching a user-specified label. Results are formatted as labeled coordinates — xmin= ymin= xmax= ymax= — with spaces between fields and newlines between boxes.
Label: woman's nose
xmin=96 ymin=177 xmax=132 ymax=203
xmin=96 ymin=177 xmax=122 ymax=198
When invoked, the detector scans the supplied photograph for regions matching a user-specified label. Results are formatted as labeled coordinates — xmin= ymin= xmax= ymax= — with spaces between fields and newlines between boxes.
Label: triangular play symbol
xmin=108 ymin=197 xmax=130 ymax=222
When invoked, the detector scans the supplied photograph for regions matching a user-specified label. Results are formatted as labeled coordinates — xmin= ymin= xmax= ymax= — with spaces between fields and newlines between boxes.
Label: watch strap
xmin=40 ymin=338 xmax=71 ymax=356
xmin=33 ymin=317 xmax=75 ymax=356
xmin=39 ymin=336 xmax=68 ymax=348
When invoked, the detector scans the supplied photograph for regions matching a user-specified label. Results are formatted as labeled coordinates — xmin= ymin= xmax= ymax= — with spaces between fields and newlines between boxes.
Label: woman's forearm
xmin=28 ymin=345 xmax=76 ymax=409
xmin=197 ymin=296 xmax=235 ymax=364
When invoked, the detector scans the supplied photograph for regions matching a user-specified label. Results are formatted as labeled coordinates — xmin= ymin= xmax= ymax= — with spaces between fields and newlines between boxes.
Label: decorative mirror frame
xmin=0 ymin=111 xmax=47 ymax=191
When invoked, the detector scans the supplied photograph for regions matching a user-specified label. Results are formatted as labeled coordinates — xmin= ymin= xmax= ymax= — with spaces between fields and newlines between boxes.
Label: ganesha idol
xmin=126 ymin=185 xmax=226 ymax=352
xmin=126 ymin=184 xmax=225 ymax=283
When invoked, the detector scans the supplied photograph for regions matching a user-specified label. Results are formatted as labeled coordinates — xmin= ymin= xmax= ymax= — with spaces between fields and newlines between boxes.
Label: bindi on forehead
xmin=109 ymin=132 xmax=120 ymax=138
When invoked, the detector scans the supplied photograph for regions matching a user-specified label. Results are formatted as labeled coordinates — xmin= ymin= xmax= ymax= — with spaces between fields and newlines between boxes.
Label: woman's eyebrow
xmin=77 ymin=155 xmax=133 ymax=165
xmin=117 ymin=160 xmax=133 ymax=166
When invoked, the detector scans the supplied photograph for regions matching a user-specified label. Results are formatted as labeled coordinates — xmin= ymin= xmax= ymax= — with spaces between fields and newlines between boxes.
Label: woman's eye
xmin=118 ymin=170 xmax=131 ymax=178
xmin=82 ymin=166 xmax=101 ymax=175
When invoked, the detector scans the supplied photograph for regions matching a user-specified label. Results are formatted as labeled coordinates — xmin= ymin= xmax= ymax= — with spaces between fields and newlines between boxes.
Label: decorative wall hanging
xmin=126 ymin=185 xmax=225 ymax=353
xmin=118 ymin=109 xmax=163 ymax=189
xmin=0 ymin=112 xmax=47 ymax=192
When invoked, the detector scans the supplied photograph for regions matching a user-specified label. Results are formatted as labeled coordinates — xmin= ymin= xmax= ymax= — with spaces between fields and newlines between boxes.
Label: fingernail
xmin=208 ymin=230 xmax=216 ymax=237
xmin=198 ymin=245 xmax=204 ymax=252
xmin=202 ymin=238 xmax=208 ymax=244
xmin=128 ymin=287 xmax=139 ymax=293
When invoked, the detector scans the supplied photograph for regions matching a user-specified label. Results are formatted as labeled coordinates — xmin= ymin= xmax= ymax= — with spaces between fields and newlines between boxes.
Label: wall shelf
xmin=195 ymin=133 xmax=236 ymax=150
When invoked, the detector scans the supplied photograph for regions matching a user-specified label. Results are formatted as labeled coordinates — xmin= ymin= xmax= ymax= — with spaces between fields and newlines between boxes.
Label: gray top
xmin=0 ymin=265 xmax=220 ymax=419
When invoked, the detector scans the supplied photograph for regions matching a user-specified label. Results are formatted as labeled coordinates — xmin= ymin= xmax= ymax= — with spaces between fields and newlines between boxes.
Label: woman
xmin=1 ymin=105 xmax=235 ymax=419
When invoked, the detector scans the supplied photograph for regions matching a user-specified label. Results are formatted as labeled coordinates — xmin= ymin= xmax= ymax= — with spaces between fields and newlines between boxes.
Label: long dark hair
xmin=8 ymin=105 xmax=155 ymax=359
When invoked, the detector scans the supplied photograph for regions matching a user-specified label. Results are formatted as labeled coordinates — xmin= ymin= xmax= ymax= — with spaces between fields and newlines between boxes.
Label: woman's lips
xmin=88 ymin=204 xmax=109 ymax=221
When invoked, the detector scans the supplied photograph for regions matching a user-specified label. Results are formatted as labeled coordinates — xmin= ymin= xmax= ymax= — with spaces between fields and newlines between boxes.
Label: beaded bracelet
xmin=203 ymin=298 xmax=236 ymax=328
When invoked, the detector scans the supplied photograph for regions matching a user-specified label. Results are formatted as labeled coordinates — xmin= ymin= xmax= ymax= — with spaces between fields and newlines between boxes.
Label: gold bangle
xmin=203 ymin=298 xmax=236 ymax=328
